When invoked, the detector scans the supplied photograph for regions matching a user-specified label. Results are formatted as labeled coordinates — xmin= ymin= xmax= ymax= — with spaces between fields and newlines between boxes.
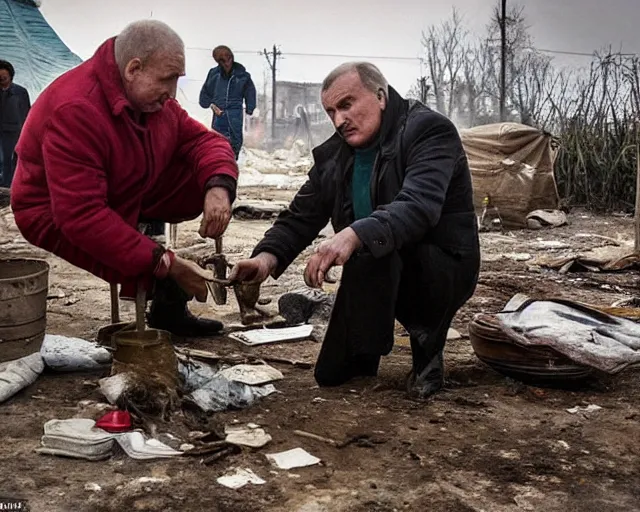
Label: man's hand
xmin=211 ymin=104 xmax=223 ymax=117
xmin=199 ymin=186 xmax=231 ymax=239
xmin=168 ymin=256 xmax=212 ymax=302
xmin=228 ymin=252 xmax=278 ymax=284
xmin=304 ymin=227 xmax=362 ymax=288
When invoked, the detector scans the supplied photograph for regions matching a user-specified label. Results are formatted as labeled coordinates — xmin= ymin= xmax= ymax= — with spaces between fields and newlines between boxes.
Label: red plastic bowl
xmin=95 ymin=410 xmax=132 ymax=433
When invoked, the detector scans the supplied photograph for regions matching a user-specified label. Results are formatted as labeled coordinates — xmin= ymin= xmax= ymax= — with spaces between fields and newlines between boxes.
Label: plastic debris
xmin=567 ymin=404 xmax=602 ymax=415
xmin=0 ymin=353 xmax=45 ymax=403
xmin=229 ymin=325 xmax=313 ymax=346
xmin=35 ymin=418 xmax=115 ymax=461
xmin=180 ymin=361 xmax=277 ymax=413
xmin=41 ymin=334 xmax=111 ymax=371
xmin=219 ymin=364 xmax=284 ymax=386
xmin=225 ymin=424 xmax=272 ymax=448
xmin=115 ymin=431 xmax=182 ymax=460
xmin=266 ymin=448 xmax=321 ymax=469
xmin=217 ymin=468 xmax=266 ymax=489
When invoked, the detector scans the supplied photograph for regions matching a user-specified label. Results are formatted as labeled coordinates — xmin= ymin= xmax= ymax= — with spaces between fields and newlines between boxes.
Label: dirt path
xmin=1 ymin=200 xmax=639 ymax=512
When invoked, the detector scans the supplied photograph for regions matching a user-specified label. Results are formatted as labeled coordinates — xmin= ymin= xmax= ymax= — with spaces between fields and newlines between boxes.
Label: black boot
xmin=147 ymin=278 xmax=223 ymax=337
xmin=406 ymin=350 xmax=445 ymax=399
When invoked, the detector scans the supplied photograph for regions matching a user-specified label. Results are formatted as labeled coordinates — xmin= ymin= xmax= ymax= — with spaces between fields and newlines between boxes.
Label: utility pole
xmin=418 ymin=77 xmax=429 ymax=104
xmin=499 ymin=0 xmax=507 ymax=122
xmin=263 ymin=45 xmax=281 ymax=141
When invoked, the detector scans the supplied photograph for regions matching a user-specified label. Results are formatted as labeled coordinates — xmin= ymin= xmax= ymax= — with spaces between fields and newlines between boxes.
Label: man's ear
xmin=377 ymin=89 xmax=387 ymax=110
xmin=123 ymin=58 xmax=143 ymax=82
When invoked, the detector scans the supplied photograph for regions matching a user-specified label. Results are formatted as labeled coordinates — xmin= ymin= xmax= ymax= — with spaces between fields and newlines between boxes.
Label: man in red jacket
xmin=11 ymin=20 xmax=238 ymax=337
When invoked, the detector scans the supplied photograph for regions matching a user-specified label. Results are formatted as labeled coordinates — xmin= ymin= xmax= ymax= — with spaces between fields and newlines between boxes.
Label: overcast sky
xmin=39 ymin=0 xmax=640 ymax=119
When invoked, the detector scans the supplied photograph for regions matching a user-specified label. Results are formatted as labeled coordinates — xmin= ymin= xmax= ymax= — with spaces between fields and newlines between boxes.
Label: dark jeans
xmin=314 ymin=245 xmax=480 ymax=388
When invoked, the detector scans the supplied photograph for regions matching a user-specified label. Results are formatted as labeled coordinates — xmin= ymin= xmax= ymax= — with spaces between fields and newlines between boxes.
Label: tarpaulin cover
xmin=460 ymin=122 xmax=560 ymax=228
xmin=0 ymin=0 xmax=82 ymax=100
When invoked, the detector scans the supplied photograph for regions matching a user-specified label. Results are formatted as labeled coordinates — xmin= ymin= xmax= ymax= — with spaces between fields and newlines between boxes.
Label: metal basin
xmin=0 ymin=258 xmax=49 ymax=362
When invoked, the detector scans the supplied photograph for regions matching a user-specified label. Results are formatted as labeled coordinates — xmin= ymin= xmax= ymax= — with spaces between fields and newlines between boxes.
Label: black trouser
xmin=1 ymin=130 xmax=19 ymax=188
xmin=314 ymin=244 xmax=480 ymax=387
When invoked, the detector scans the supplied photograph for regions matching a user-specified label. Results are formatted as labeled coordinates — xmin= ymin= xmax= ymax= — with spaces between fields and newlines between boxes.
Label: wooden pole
xmin=635 ymin=121 xmax=640 ymax=252
xmin=499 ymin=0 xmax=507 ymax=122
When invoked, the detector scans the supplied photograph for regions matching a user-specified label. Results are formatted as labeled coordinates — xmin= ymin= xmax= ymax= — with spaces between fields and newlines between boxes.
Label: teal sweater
xmin=352 ymin=146 xmax=377 ymax=220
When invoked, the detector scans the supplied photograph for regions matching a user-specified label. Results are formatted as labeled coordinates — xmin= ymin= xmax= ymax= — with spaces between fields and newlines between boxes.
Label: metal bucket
xmin=0 ymin=258 xmax=50 ymax=363
xmin=112 ymin=328 xmax=179 ymax=389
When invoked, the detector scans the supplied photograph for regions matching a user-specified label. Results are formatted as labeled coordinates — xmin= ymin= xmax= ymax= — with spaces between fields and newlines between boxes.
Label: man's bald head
xmin=113 ymin=20 xmax=185 ymax=114
xmin=114 ymin=20 xmax=184 ymax=72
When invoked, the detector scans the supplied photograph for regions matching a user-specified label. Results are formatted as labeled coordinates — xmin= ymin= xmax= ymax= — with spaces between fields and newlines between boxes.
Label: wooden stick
xmin=110 ymin=283 xmax=120 ymax=324
xmin=293 ymin=429 xmax=338 ymax=447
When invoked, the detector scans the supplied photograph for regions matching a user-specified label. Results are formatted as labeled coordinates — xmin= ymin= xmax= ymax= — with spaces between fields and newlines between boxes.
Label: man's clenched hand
xmin=304 ymin=227 xmax=362 ymax=288
xmin=199 ymin=186 xmax=231 ymax=239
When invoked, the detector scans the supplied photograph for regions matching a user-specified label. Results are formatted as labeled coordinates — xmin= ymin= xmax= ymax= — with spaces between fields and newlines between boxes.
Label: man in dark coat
xmin=0 ymin=60 xmax=31 ymax=187
xmin=199 ymin=45 xmax=256 ymax=160
xmin=229 ymin=62 xmax=480 ymax=398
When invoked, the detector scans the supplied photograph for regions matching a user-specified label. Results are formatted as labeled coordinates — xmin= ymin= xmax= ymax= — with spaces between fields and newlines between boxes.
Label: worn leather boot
xmin=147 ymin=278 xmax=223 ymax=337
xmin=406 ymin=350 xmax=445 ymax=399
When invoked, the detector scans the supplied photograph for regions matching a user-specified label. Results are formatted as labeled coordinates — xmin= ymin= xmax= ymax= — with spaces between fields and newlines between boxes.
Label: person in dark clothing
xmin=229 ymin=62 xmax=480 ymax=398
xmin=0 ymin=60 xmax=31 ymax=188
xmin=199 ymin=45 xmax=256 ymax=160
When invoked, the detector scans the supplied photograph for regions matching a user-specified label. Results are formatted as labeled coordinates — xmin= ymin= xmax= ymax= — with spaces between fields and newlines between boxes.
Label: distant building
xmin=248 ymin=80 xmax=333 ymax=149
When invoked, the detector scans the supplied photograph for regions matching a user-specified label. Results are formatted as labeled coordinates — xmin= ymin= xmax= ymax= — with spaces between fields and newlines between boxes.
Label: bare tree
xmin=421 ymin=7 xmax=466 ymax=117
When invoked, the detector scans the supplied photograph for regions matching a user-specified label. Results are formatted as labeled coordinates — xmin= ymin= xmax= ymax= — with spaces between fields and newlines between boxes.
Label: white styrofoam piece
xmin=229 ymin=325 xmax=313 ymax=346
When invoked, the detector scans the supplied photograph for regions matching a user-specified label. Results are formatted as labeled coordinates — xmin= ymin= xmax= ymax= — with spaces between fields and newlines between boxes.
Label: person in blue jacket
xmin=199 ymin=46 xmax=256 ymax=160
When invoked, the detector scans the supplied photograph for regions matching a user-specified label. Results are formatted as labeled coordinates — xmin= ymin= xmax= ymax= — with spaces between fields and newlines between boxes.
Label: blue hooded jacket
xmin=199 ymin=62 xmax=256 ymax=157
xmin=199 ymin=62 xmax=256 ymax=114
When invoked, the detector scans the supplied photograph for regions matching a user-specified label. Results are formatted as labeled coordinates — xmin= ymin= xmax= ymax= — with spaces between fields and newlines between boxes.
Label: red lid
xmin=95 ymin=410 xmax=132 ymax=433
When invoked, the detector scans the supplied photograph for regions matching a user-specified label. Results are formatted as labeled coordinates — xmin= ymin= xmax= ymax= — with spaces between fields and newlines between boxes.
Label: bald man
xmin=11 ymin=20 xmax=237 ymax=337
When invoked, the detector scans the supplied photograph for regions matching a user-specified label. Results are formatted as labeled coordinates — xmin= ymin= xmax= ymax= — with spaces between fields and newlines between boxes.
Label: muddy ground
xmin=1 ymin=191 xmax=639 ymax=512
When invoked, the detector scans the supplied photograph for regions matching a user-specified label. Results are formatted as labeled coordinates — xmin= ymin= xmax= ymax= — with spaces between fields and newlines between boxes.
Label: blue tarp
xmin=0 ymin=0 xmax=82 ymax=100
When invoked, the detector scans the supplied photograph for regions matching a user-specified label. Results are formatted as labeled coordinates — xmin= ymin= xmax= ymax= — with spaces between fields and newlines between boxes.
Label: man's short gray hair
xmin=322 ymin=62 xmax=389 ymax=97
xmin=114 ymin=20 xmax=184 ymax=71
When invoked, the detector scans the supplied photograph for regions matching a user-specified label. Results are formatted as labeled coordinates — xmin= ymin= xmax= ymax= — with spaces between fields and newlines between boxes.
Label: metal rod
xmin=135 ymin=282 xmax=146 ymax=333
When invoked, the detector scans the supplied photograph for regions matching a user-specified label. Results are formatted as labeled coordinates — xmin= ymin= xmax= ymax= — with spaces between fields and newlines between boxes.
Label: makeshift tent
xmin=0 ymin=0 xmax=82 ymax=100
xmin=460 ymin=123 xmax=560 ymax=228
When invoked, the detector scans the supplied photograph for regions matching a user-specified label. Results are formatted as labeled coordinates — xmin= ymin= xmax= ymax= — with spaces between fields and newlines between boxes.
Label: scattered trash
xmin=567 ymin=404 xmax=602 ymax=415
xmin=0 ymin=352 xmax=44 ymax=403
xmin=181 ymin=360 xmax=277 ymax=413
xmin=219 ymin=364 xmax=284 ymax=386
xmin=229 ymin=325 xmax=314 ymax=346
xmin=217 ymin=468 xmax=266 ymax=489
xmin=95 ymin=410 xmax=132 ymax=433
xmin=266 ymin=447 xmax=321 ymax=469
xmin=84 ymin=483 xmax=102 ymax=492
xmin=557 ymin=440 xmax=570 ymax=450
xmin=470 ymin=295 xmax=640 ymax=382
xmin=36 ymin=419 xmax=115 ymax=461
xmin=41 ymin=334 xmax=111 ymax=372
xmin=115 ymin=431 xmax=182 ymax=460
xmin=225 ymin=424 xmax=272 ymax=448
xmin=529 ymin=240 xmax=570 ymax=250
xmin=535 ymin=243 xmax=638 ymax=273
xmin=135 ymin=477 xmax=170 ymax=484
xmin=98 ymin=373 xmax=132 ymax=405
xmin=526 ymin=210 xmax=568 ymax=229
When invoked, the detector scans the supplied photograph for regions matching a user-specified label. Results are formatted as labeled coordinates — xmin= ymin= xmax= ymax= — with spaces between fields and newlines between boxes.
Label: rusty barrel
xmin=0 ymin=259 xmax=50 ymax=362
